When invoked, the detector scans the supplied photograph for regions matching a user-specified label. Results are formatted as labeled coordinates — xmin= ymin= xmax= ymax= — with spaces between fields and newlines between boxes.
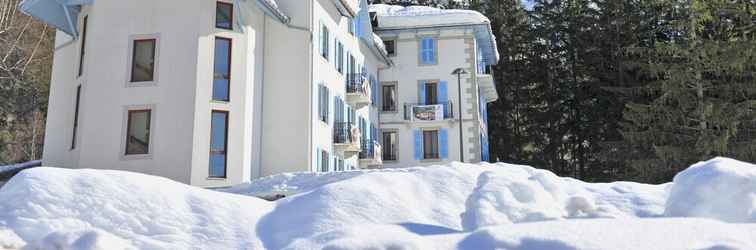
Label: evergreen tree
xmin=621 ymin=0 xmax=756 ymax=183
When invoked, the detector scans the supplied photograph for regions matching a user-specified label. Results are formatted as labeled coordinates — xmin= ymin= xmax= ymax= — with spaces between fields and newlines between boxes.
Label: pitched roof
xmin=369 ymin=4 xmax=499 ymax=65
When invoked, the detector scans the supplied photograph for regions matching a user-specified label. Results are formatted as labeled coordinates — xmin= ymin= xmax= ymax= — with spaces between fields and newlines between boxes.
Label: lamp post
xmin=451 ymin=68 xmax=468 ymax=163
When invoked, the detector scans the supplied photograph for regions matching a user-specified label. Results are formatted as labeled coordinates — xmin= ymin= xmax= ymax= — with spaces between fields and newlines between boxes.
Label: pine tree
xmin=621 ymin=0 xmax=756 ymax=183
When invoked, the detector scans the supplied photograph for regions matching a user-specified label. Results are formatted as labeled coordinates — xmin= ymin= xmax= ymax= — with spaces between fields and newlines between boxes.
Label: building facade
xmin=22 ymin=0 xmax=496 ymax=187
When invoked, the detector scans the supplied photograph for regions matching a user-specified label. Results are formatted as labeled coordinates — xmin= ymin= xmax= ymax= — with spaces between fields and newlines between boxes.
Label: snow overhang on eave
xmin=18 ymin=0 xmax=93 ymax=38
xmin=333 ymin=0 xmax=359 ymax=17
xmin=255 ymin=0 xmax=290 ymax=24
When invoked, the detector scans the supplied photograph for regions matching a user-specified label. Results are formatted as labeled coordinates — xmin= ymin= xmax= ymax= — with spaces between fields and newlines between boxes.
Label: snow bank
xmin=440 ymin=218 xmax=756 ymax=250
xmin=236 ymin=162 xmax=668 ymax=248
xmin=1 ymin=158 xmax=755 ymax=249
xmin=26 ymin=229 xmax=133 ymax=250
xmin=285 ymin=219 xmax=756 ymax=250
xmin=665 ymin=157 xmax=756 ymax=223
xmin=0 ymin=167 xmax=273 ymax=249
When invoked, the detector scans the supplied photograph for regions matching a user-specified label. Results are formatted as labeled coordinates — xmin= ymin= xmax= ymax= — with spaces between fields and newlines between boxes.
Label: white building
xmin=20 ymin=0 xmax=496 ymax=187
xmin=370 ymin=5 xmax=498 ymax=167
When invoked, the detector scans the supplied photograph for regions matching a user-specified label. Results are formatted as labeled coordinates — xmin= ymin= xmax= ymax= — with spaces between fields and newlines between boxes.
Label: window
xmin=384 ymin=40 xmax=395 ymax=57
xmin=423 ymin=130 xmax=439 ymax=159
xmin=125 ymin=110 xmax=151 ymax=155
xmin=216 ymin=2 xmax=233 ymax=30
xmin=420 ymin=37 xmax=437 ymax=65
xmin=209 ymin=111 xmax=229 ymax=178
xmin=130 ymin=39 xmax=156 ymax=82
xmin=383 ymin=131 xmax=397 ymax=161
xmin=336 ymin=41 xmax=344 ymax=74
xmin=382 ymin=84 xmax=397 ymax=112
xmin=319 ymin=85 xmax=330 ymax=123
xmin=320 ymin=150 xmax=329 ymax=172
xmin=213 ymin=37 xmax=232 ymax=101
xmin=71 ymin=85 xmax=82 ymax=149
xmin=320 ymin=24 xmax=330 ymax=60
xmin=424 ymin=82 xmax=438 ymax=105
xmin=78 ymin=16 xmax=88 ymax=77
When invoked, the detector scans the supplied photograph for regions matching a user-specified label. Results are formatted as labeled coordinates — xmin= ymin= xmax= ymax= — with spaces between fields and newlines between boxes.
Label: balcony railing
xmin=346 ymin=73 xmax=371 ymax=107
xmin=334 ymin=121 xmax=361 ymax=142
xmin=359 ymin=140 xmax=382 ymax=164
xmin=333 ymin=122 xmax=361 ymax=154
xmin=346 ymin=73 xmax=367 ymax=94
xmin=403 ymin=101 xmax=454 ymax=121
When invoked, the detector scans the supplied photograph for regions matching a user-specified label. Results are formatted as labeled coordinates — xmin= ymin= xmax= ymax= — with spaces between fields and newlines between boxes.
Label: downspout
xmin=307 ymin=0 xmax=314 ymax=172
xmin=257 ymin=14 xmax=267 ymax=180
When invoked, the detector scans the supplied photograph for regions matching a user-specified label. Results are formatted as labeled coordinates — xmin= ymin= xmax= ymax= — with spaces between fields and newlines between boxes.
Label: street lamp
xmin=451 ymin=68 xmax=468 ymax=163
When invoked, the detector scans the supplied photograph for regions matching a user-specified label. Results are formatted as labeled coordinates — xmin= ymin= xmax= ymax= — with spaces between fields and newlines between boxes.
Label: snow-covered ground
xmin=1 ymin=157 xmax=755 ymax=249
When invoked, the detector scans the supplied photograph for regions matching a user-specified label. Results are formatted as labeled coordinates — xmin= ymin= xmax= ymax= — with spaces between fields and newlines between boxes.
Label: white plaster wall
xmin=259 ymin=4 xmax=312 ymax=176
xmin=42 ymin=31 xmax=81 ymax=169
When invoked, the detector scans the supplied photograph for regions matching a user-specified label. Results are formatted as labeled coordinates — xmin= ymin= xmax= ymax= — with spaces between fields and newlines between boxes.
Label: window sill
xmin=381 ymin=110 xmax=399 ymax=114
xmin=206 ymin=177 xmax=227 ymax=181
xmin=120 ymin=153 xmax=153 ymax=161
xmin=421 ymin=158 xmax=442 ymax=163
xmin=126 ymin=81 xmax=158 ymax=88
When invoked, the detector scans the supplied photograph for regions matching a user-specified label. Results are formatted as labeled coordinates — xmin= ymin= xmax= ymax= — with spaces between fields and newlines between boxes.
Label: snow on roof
xmin=255 ymin=0 xmax=290 ymax=23
xmin=369 ymin=4 xmax=499 ymax=65
xmin=369 ymin=4 xmax=490 ymax=28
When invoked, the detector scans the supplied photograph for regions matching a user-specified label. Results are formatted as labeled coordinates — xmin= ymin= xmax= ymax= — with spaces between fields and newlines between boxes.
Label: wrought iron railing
xmin=333 ymin=122 xmax=360 ymax=144
xmin=359 ymin=140 xmax=382 ymax=160
xmin=346 ymin=73 xmax=368 ymax=95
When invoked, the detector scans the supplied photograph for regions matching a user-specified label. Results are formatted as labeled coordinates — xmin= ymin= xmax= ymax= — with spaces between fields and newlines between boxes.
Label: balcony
xmin=333 ymin=122 xmax=361 ymax=156
xmin=478 ymin=74 xmax=499 ymax=103
xmin=346 ymin=73 xmax=371 ymax=108
xmin=359 ymin=140 xmax=382 ymax=166
xmin=403 ymin=101 xmax=454 ymax=121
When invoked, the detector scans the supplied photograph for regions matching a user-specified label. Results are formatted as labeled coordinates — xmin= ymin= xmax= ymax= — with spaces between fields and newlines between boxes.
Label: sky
xmin=522 ymin=0 xmax=535 ymax=10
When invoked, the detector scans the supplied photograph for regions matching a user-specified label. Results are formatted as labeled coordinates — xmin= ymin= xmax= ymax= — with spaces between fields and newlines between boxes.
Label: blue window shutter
xmin=316 ymin=147 xmax=321 ymax=171
xmin=438 ymin=81 xmax=448 ymax=117
xmin=420 ymin=39 xmax=429 ymax=64
xmin=413 ymin=129 xmax=422 ymax=160
xmin=418 ymin=82 xmax=426 ymax=104
xmin=439 ymin=129 xmax=448 ymax=159
xmin=328 ymin=151 xmax=333 ymax=171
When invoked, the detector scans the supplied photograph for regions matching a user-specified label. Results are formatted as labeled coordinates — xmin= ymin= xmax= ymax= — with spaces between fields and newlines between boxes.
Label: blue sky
xmin=522 ymin=0 xmax=535 ymax=10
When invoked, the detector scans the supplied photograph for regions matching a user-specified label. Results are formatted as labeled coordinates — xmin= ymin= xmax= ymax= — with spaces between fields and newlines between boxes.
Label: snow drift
xmin=0 ymin=168 xmax=273 ymax=249
xmin=665 ymin=157 xmax=756 ymax=223
xmin=0 ymin=158 xmax=755 ymax=249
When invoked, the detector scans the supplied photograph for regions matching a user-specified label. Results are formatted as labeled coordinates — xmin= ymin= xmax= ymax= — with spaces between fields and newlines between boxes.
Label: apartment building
xmin=370 ymin=5 xmax=499 ymax=167
xmin=21 ymin=0 xmax=495 ymax=187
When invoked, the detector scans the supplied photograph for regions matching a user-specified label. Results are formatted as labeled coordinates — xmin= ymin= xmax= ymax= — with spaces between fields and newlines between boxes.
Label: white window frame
xmin=120 ymin=104 xmax=157 ymax=161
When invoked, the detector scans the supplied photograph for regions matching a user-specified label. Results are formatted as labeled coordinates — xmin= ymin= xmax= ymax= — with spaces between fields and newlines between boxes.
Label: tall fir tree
xmin=621 ymin=0 xmax=756 ymax=183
